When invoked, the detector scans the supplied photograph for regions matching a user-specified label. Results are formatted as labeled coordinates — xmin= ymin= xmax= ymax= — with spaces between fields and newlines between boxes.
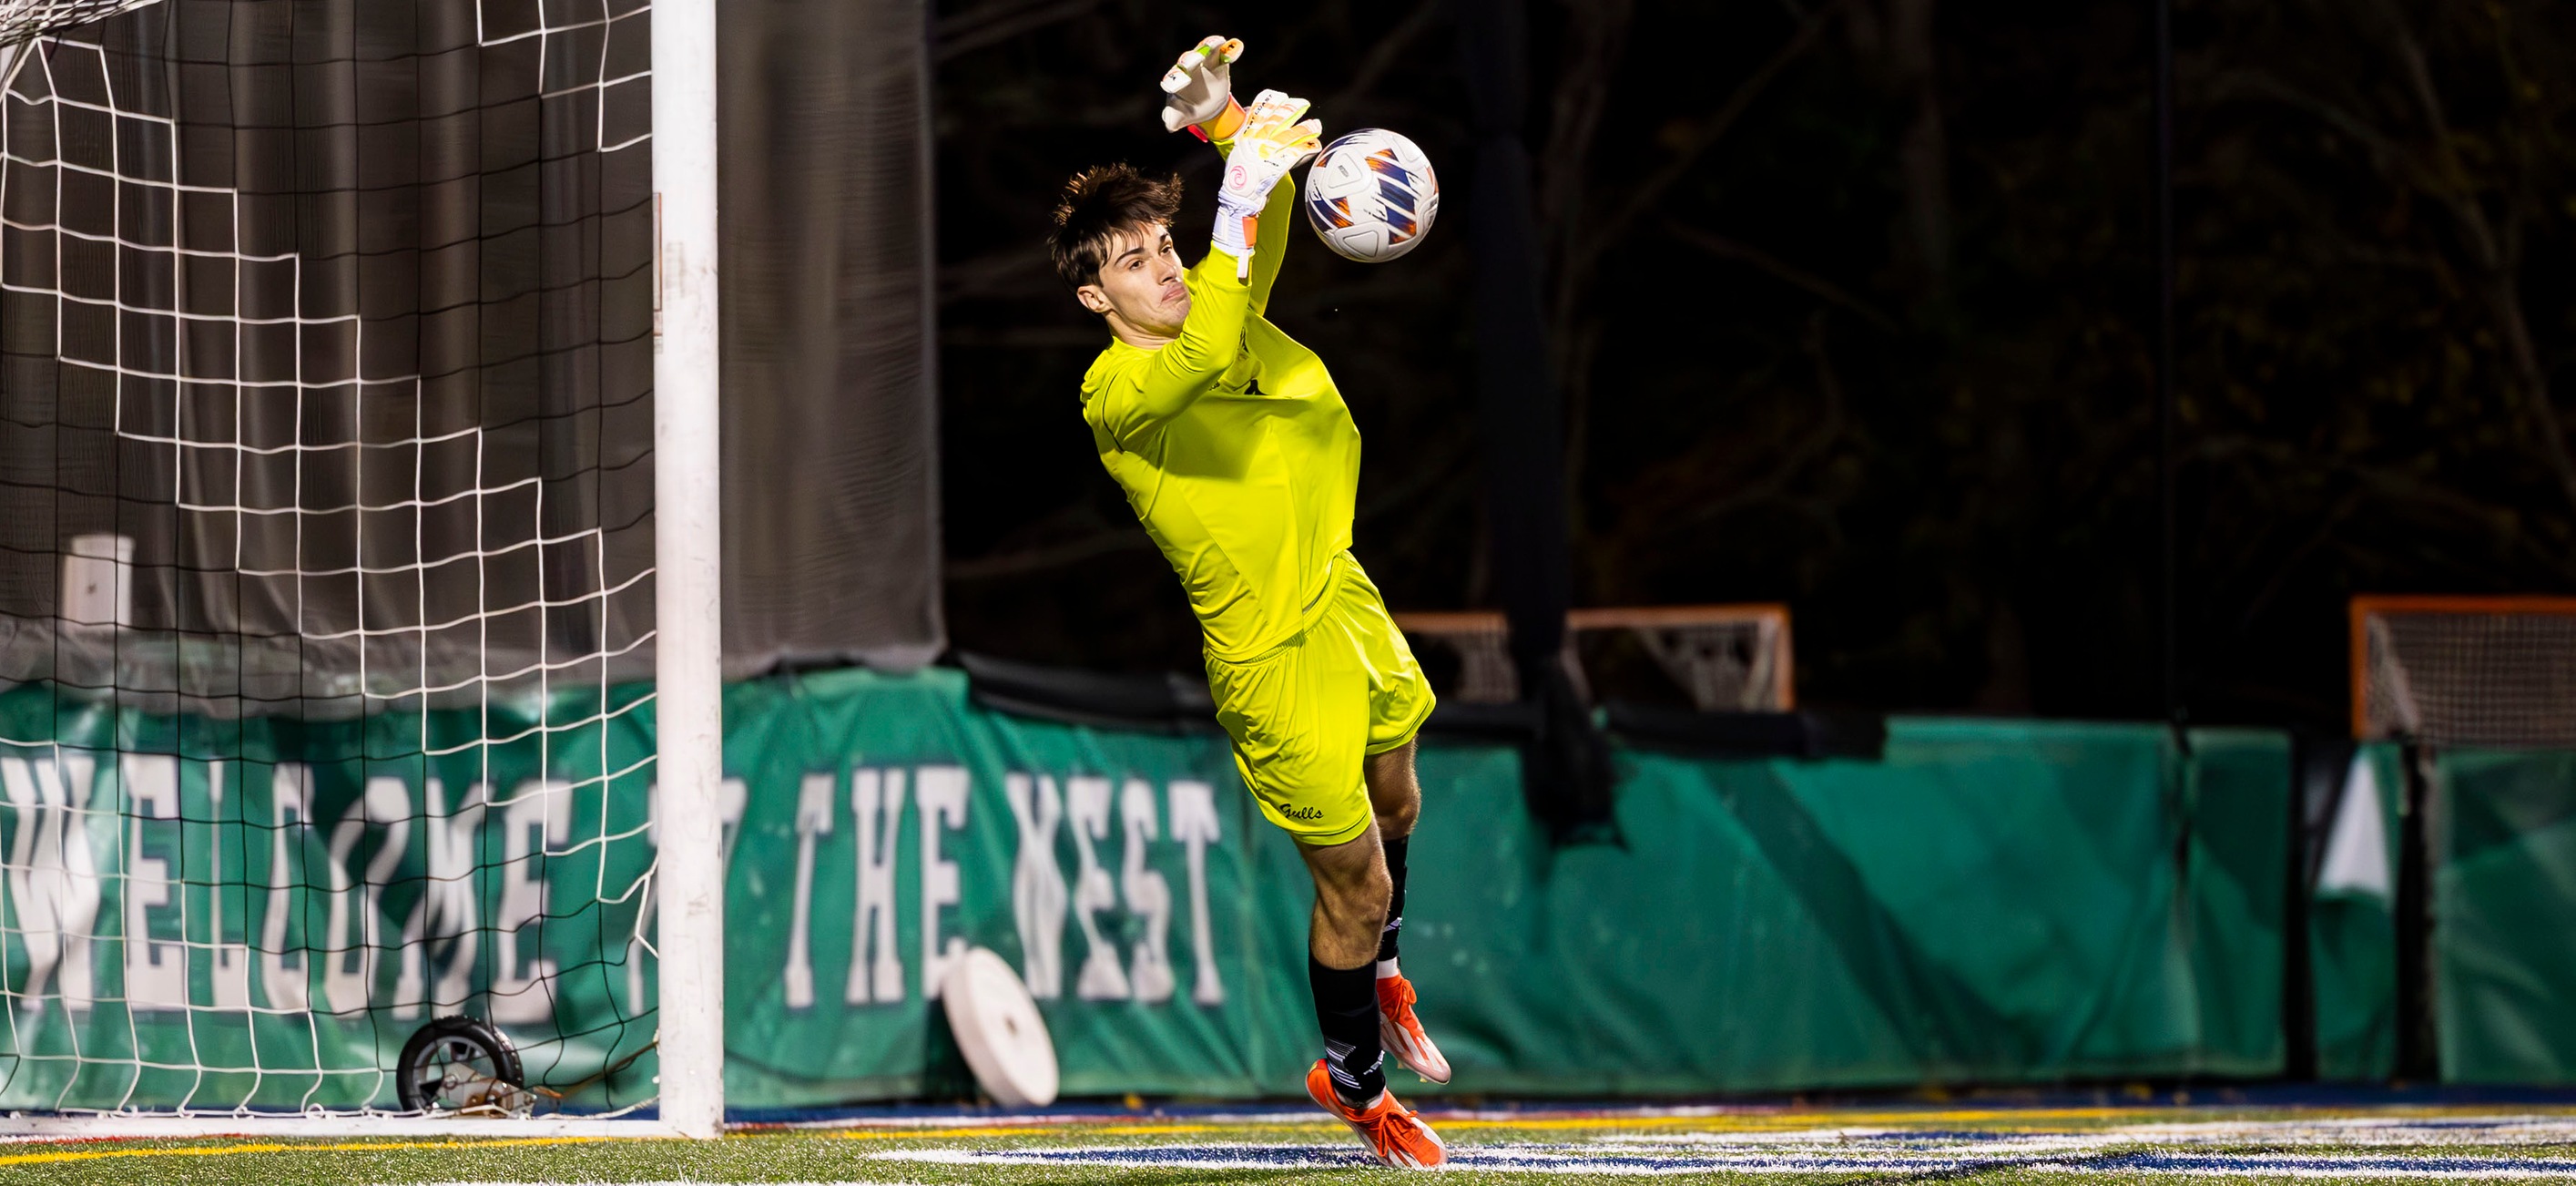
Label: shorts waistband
xmin=1202 ymin=551 xmax=1352 ymax=666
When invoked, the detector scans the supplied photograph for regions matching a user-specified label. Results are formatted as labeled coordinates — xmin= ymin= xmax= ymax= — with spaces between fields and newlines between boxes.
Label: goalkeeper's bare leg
xmin=1298 ymin=821 xmax=1448 ymax=1169
xmin=1364 ymin=741 xmax=1451 ymax=1083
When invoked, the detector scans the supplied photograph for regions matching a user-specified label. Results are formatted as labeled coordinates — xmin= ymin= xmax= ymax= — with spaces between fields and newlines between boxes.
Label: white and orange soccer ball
xmin=1302 ymin=128 xmax=1439 ymax=262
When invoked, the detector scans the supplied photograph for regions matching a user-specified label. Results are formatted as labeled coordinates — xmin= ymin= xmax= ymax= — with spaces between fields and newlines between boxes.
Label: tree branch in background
xmin=1357 ymin=430 xmax=1472 ymax=527
xmin=2233 ymin=486 xmax=2366 ymax=638
xmin=1325 ymin=0 xmax=1446 ymax=114
xmin=1583 ymin=0 xmax=1847 ymax=263
xmin=1655 ymin=311 xmax=1850 ymax=536
xmin=1554 ymin=0 xmax=1842 ymax=527
xmin=948 ymin=529 xmax=1156 ymax=580
xmin=936 ymin=0 xmax=1105 ymax=63
xmin=1543 ymin=0 xmax=1636 ymax=537
xmin=2369 ymin=0 xmax=2576 ymax=524
xmin=1882 ymin=0 xmax=1950 ymax=293
xmin=2214 ymin=1 xmax=2576 ymax=524
xmin=940 ymin=246 xmax=1054 ymax=306
xmin=2206 ymin=71 xmax=2412 ymax=172
xmin=1663 ymin=220 xmax=1899 ymax=333
xmin=1540 ymin=0 xmax=1634 ymax=271
xmin=2366 ymin=0 xmax=2576 ymax=521
xmin=2188 ymin=434 xmax=2576 ymax=582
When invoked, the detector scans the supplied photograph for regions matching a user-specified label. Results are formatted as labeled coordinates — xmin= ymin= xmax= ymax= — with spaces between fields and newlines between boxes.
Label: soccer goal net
xmin=0 ymin=0 xmax=720 ymax=1128
xmin=1397 ymin=605 xmax=1795 ymax=711
xmin=2351 ymin=596 xmax=2576 ymax=748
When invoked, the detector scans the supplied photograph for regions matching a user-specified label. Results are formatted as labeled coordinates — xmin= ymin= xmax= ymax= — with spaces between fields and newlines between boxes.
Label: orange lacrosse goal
xmin=2350 ymin=595 xmax=2576 ymax=747
xmin=1395 ymin=604 xmax=1794 ymax=711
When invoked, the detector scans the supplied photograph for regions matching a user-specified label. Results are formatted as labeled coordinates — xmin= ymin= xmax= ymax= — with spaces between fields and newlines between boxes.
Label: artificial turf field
xmin=10 ymin=1099 xmax=2576 ymax=1183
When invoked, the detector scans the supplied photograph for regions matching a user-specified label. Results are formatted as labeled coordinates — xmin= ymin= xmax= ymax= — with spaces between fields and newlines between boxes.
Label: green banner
xmin=726 ymin=678 xmax=2293 ymax=1100
xmin=2188 ymin=728 xmax=2295 ymax=1075
xmin=2435 ymin=748 xmax=2576 ymax=1085
xmin=4 ymin=668 xmax=2299 ymax=1110
xmin=2298 ymin=742 xmax=2576 ymax=1086
xmin=717 ymin=668 xmax=1292 ymax=1102
xmin=0 ymin=682 xmax=660 ymax=1111
xmin=1398 ymin=721 xmax=2284 ymax=1094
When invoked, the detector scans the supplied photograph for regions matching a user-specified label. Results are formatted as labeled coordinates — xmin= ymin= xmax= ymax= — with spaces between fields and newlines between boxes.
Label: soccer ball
xmin=1303 ymin=128 xmax=1440 ymax=262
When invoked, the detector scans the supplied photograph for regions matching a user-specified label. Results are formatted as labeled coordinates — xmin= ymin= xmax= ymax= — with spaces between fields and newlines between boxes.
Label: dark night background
xmin=931 ymin=0 xmax=2576 ymax=730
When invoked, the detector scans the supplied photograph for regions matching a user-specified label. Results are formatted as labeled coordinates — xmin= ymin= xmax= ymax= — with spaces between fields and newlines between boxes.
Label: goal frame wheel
xmin=396 ymin=1016 xmax=529 ymax=1116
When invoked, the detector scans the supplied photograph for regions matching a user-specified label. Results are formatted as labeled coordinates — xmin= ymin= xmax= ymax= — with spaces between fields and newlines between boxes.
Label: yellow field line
xmin=835 ymin=1126 xmax=1055 ymax=1140
xmin=0 ymin=1134 xmax=605 ymax=1169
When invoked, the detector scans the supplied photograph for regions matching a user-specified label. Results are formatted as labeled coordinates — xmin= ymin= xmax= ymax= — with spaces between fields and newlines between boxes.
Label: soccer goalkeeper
xmin=1044 ymin=37 xmax=1450 ymax=1170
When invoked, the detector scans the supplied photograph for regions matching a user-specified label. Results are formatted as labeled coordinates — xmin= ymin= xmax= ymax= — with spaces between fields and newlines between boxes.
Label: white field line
xmin=1596 ymin=1117 xmax=2576 ymax=1154
xmin=869 ymin=1136 xmax=2576 ymax=1180
xmin=2031 ymin=1155 xmax=2576 ymax=1180
xmin=869 ymin=1144 xmax=1929 ymax=1175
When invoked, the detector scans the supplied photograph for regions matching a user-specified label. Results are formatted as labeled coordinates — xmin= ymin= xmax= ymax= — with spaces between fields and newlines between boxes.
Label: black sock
xmin=1308 ymin=956 xmax=1386 ymax=1106
xmin=1377 ymin=835 xmax=1409 ymax=965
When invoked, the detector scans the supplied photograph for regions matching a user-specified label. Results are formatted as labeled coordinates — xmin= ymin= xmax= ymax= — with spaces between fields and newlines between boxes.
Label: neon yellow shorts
xmin=1204 ymin=553 xmax=1435 ymax=847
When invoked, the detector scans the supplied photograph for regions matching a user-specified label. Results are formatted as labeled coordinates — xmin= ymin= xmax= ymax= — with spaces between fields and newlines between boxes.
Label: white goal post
xmin=651 ymin=0 xmax=725 ymax=1142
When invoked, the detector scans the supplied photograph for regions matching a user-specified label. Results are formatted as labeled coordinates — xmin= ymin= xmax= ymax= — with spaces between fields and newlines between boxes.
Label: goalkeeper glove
xmin=1159 ymin=35 xmax=1246 ymax=138
xmin=1210 ymin=89 xmax=1322 ymax=279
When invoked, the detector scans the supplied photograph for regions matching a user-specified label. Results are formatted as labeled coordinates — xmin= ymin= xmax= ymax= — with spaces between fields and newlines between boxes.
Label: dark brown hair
xmin=1048 ymin=163 xmax=1184 ymax=291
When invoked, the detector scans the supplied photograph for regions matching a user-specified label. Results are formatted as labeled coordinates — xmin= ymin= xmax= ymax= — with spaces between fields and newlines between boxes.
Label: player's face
xmin=1079 ymin=223 xmax=1189 ymax=336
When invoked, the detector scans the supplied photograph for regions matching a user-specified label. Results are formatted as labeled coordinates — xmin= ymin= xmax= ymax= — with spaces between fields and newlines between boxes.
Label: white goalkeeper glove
xmin=1159 ymin=35 xmax=1246 ymax=138
xmin=1210 ymin=89 xmax=1322 ymax=279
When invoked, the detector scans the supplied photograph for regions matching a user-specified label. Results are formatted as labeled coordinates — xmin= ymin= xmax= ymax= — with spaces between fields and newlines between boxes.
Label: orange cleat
xmin=1305 ymin=1058 xmax=1448 ymax=1170
xmin=1376 ymin=972 xmax=1452 ymax=1084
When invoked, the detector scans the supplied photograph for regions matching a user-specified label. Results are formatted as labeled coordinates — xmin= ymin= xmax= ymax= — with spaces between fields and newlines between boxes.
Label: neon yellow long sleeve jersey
xmin=1078 ymin=161 xmax=1360 ymax=663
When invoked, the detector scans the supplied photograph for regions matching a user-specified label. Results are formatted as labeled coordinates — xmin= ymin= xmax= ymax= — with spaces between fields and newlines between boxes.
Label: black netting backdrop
xmin=717 ymin=0 xmax=942 ymax=677
xmin=0 ymin=0 xmax=657 ymax=718
xmin=0 ymin=0 xmax=946 ymax=705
